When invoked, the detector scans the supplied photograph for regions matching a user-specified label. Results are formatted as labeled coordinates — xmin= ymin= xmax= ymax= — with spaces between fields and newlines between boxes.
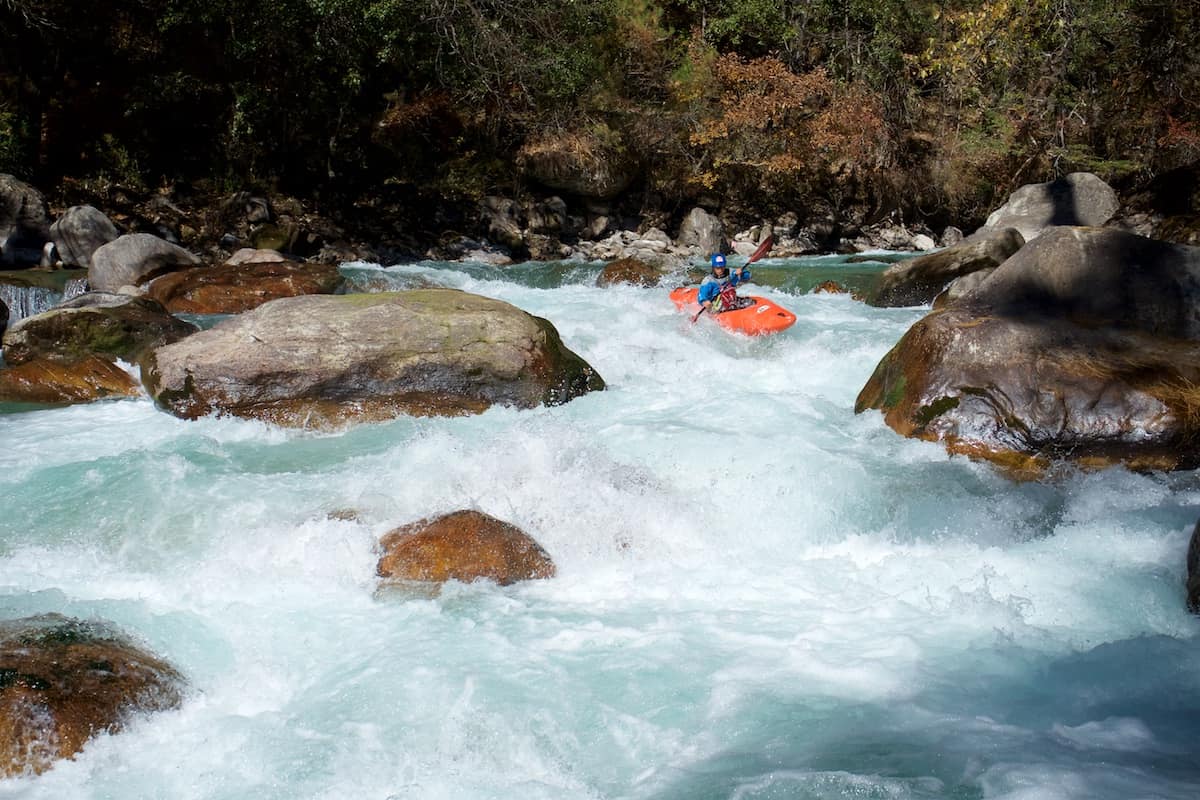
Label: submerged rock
xmin=377 ymin=510 xmax=556 ymax=586
xmin=141 ymin=289 xmax=605 ymax=427
xmin=0 ymin=614 xmax=184 ymax=777
xmin=856 ymin=227 xmax=1200 ymax=473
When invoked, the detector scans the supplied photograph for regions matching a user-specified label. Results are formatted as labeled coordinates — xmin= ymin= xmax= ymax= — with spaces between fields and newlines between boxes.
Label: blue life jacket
xmin=698 ymin=267 xmax=750 ymax=305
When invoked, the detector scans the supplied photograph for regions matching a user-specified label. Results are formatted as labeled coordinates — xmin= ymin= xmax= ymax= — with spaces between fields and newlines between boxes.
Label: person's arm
xmin=733 ymin=266 xmax=750 ymax=285
xmin=693 ymin=281 xmax=717 ymax=321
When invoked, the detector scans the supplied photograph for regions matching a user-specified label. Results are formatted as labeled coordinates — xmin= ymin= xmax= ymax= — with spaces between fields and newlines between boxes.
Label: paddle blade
xmin=747 ymin=234 xmax=774 ymax=265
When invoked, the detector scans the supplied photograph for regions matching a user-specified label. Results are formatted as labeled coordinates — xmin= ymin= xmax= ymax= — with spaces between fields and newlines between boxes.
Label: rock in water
xmin=0 ymin=615 xmax=184 ymax=777
xmin=865 ymin=227 xmax=1024 ymax=307
xmin=856 ymin=227 xmax=1200 ymax=473
xmin=141 ymin=289 xmax=605 ymax=427
xmin=377 ymin=510 xmax=556 ymax=586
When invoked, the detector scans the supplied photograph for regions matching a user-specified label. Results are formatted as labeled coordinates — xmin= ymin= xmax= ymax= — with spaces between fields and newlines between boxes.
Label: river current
xmin=1 ymin=256 xmax=1197 ymax=799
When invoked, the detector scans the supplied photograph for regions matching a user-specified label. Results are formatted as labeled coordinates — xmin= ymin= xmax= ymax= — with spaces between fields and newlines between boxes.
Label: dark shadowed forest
xmin=2 ymin=0 xmax=1197 ymax=247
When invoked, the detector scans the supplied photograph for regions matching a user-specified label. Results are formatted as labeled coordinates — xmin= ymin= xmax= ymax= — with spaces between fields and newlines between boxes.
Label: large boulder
xmin=676 ymin=207 xmax=725 ymax=257
xmin=377 ymin=510 xmax=556 ymax=586
xmin=856 ymin=227 xmax=1200 ymax=473
xmin=89 ymin=233 xmax=201 ymax=292
xmin=0 ymin=614 xmax=184 ymax=777
xmin=0 ymin=174 xmax=50 ymax=266
xmin=0 ymin=355 xmax=141 ymax=404
xmin=2 ymin=292 xmax=197 ymax=366
xmin=978 ymin=172 xmax=1119 ymax=242
xmin=49 ymin=205 xmax=120 ymax=269
xmin=866 ymin=228 xmax=1024 ymax=307
xmin=141 ymin=289 xmax=605 ymax=427
xmin=144 ymin=260 xmax=343 ymax=314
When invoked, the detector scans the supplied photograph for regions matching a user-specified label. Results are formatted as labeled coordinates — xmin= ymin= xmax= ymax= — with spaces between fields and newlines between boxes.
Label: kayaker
xmin=694 ymin=253 xmax=752 ymax=320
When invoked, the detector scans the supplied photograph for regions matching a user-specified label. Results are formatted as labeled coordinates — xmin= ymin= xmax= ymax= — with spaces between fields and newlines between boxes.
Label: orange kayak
xmin=670 ymin=287 xmax=797 ymax=336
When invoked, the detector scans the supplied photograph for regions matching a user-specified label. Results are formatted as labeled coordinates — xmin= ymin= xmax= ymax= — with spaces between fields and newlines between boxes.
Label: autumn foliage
xmin=686 ymin=55 xmax=885 ymax=200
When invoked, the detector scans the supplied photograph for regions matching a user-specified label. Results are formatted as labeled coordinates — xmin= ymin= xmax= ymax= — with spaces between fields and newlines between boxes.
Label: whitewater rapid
xmin=1 ymin=257 xmax=1197 ymax=799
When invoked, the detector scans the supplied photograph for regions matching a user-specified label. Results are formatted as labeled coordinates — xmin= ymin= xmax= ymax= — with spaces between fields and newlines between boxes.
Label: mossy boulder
xmin=377 ymin=510 xmax=556 ymax=586
xmin=0 ymin=615 xmax=184 ymax=777
xmin=856 ymin=227 xmax=1200 ymax=474
xmin=141 ymin=289 xmax=604 ymax=427
xmin=2 ymin=292 xmax=197 ymax=366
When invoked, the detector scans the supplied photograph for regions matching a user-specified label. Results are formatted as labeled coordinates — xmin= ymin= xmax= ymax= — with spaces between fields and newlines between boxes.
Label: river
xmin=1 ymin=255 xmax=1197 ymax=799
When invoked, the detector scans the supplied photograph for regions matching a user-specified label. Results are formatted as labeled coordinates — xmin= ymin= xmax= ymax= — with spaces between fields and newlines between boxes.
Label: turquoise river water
xmin=1 ymin=255 xmax=1198 ymax=799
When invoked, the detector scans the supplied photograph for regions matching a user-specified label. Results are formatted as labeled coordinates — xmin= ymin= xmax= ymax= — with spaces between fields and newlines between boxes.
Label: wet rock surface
xmin=0 ymin=615 xmax=184 ymax=777
xmin=377 ymin=510 xmax=556 ymax=586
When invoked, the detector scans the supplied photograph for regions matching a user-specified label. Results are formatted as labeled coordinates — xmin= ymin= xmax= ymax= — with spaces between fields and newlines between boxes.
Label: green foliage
xmin=0 ymin=0 xmax=1192 ymax=228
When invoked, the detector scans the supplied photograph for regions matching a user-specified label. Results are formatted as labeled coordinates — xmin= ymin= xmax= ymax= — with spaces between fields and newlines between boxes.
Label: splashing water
xmin=1 ymin=256 xmax=1197 ymax=799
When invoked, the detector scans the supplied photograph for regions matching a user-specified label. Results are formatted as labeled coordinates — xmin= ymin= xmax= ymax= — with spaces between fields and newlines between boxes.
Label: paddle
xmin=692 ymin=234 xmax=774 ymax=323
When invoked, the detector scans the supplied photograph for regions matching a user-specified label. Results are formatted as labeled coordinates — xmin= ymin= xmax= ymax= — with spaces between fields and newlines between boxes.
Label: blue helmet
xmin=710 ymin=253 xmax=726 ymax=269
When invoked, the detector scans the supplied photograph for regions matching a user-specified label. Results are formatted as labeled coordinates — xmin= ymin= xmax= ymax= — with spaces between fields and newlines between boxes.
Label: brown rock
xmin=144 ymin=261 xmax=342 ymax=314
xmin=0 ymin=355 xmax=140 ymax=404
xmin=0 ymin=615 xmax=184 ymax=777
xmin=377 ymin=510 xmax=556 ymax=586
xmin=596 ymin=257 xmax=662 ymax=288
xmin=813 ymin=280 xmax=849 ymax=294
xmin=854 ymin=306 xmax=1200 ymax=474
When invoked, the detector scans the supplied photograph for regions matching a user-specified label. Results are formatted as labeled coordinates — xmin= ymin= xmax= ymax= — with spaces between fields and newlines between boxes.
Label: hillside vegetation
xmin=1 ymin=0 xmax=1196 ymax=237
